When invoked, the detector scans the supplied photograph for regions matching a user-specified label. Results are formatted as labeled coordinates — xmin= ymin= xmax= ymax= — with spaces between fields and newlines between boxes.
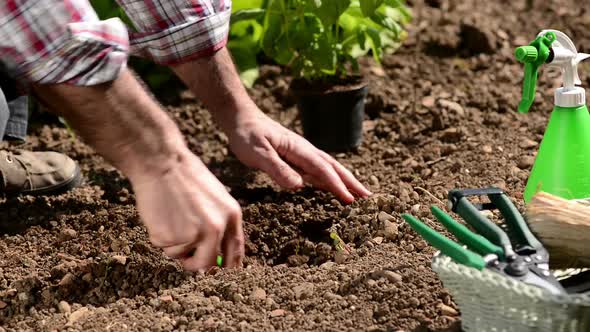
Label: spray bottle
xmin=515 ymin=30 xmax=590 ymax=202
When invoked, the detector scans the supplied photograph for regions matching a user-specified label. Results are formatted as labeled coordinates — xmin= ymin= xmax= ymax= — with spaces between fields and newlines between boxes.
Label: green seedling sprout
xmin=330 ymin=232 xmax=351 ymax=254
xmin=216 ymin=255 xmax=223 ymax=267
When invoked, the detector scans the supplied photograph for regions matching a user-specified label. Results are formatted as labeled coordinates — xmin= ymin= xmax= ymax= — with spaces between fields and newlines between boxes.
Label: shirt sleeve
xmin=118 ymin=0 xmax=232 ymax=65
xmin=0 ymin=0 xmax=129 ymax=86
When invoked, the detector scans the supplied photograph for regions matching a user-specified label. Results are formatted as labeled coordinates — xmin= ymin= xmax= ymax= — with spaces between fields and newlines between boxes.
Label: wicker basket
xmin=432 ymin=255 xmax=590 ymax=332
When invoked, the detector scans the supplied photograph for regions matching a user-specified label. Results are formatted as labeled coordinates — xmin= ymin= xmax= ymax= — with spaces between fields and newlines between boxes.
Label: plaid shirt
xmin=0 ymin=0 xmax=231 ymax=86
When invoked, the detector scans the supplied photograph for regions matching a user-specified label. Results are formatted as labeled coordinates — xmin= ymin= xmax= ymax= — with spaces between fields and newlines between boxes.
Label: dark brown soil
xmin=1 ymin=0 xmax=588 ymax=331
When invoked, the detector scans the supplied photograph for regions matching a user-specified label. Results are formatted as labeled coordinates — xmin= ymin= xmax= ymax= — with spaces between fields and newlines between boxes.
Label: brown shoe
xmin=0 ymin=150 xmax=81 ymax=196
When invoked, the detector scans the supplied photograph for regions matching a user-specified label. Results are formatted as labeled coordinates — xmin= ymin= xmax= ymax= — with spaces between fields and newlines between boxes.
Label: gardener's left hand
xmin=224 ymin=108 xmax=372 ymax=204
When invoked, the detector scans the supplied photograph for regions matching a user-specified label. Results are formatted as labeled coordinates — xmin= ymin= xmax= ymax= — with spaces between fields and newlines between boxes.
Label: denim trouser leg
xmin=5 ymin=96 xmax=28 ymax=140
xmin=0 ymin=87 xmax=28 ymax=141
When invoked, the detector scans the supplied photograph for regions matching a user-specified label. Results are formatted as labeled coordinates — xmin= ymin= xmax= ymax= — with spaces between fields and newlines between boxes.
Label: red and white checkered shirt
xmin=0 ymin=0 xmax=231 ymax=86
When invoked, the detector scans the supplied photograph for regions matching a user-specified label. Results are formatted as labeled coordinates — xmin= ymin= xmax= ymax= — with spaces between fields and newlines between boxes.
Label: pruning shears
xmin=402 ymin=188 xmax=566 ymax=295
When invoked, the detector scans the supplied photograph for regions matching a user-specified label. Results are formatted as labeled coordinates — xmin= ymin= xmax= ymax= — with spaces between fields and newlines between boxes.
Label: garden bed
xmin=0 ymin=0 xmax=588 ymax=330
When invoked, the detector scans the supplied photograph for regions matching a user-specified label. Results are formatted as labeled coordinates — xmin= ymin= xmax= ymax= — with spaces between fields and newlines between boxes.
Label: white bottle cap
xmin=555 ymin=87 xmax=586 ymax=108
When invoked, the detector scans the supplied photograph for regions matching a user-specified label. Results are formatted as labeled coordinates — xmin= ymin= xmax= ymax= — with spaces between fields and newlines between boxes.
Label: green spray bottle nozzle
xmin=515 ymin=31 xmax=557 ymax=113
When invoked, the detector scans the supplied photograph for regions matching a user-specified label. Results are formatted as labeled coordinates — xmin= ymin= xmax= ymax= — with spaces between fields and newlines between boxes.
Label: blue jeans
xmin=0 ymin=90 xmax=28 ymax=141
xmin=0 ymin=62 xmax=28 ymax=141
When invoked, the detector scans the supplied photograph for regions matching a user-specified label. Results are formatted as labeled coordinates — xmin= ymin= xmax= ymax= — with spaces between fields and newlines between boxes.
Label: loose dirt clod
xmin=293 ymin=283 xmax=314 ymax=300
xmin=59 ymin=228 xmax=77 ymax=241
xmin=383 ymin=221 xmax=399 ymax=241
xmin=249 ymin=288 xmax=267 ymax=302
xmin=379 ymin=270 xmax=403 ymax=283
xmin=65 ymin=307 xmax=89 ymax=327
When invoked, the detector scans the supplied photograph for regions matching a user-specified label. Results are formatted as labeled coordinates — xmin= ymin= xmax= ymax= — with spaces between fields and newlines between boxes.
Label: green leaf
xmin=230 ymin=20 xmax=263 ymax=41
xmin=370 ymin=12 xmax=401 ymax=38
xmin=274 ymin=35 xmax=294 ymax=65
xmin=311 ymin=0 xmax=322 ymax=8
xmin=287 ymin=14 xmax=323 ymax=50
xmin=359 ymin=0 xmax=383 ymax=17
xmin=239 ymin=68 xmax=260 ymax=88
xmin=314 ymin=0 xmax=351 ymax=26
xmin=232 ymin=0 xmax=264 ymax=12
xmin=261 ymin=0 xmax=285 ymax=57
xmin=231 ymin=8 xmax=265 ymax=25
xmin=383 ymin=0 xmax=412 ymax=22
xmin=365 ymin=27 xmax=383 ymax=62
xmin=355 ymin=26 xmax=366 ymax=50
xmin=309 ymin=33 xmax=337 ymax=73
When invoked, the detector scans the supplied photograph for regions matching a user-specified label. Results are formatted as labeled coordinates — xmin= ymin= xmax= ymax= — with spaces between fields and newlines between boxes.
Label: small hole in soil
xmin=241 ymin=188 xmax=388 ymax=266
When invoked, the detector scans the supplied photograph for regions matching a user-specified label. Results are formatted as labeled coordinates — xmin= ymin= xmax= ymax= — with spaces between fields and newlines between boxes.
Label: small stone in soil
xmin=383 ymin=221 xmax=399 ymax=241
xmin=421 ymin=96 xmax=436 ymax=108
xmin=438 ymin=99 xmax=465 ymax=117
xmin=367 ymin=325 xmax=383 ymax=332
xmin=110 ymin=255 xmax=127 ymax=265
xmin=319 ymin=261 xmax=337 ymax=270
xmin=517 ymin=155 xmax=535 ymax=169
xmin=372 ymin=236 xmax=383 ymax=244
xmin=66 ymin=307 xmax=89 ymax=327
xmin=324 ymin=292 xmax=343 ymax=301
xmin=58 ymin=301 xmax=71 ymax=314
xmin=265 ymin=297 xmax=278 ymax=310
xmin=482 ymin=145 xmax=493 ymax=154
xmin=438 ymin=303 xmax=459 ymax=316
xmin=520 ymin=138 xmax=538 ymax=149
xmin=378 ymin=211 xmax=395 ymax=223
xmin=409 ymin=297 xmax=420 ymax=308
xmin=0 ymin=300 xmax=6 ymax=309
xmin=249 ymin=288 xmax=267 ymax=302
xmin=233 ymin=293 xmax=244 ymax=303
xmin=369 ymin=175 xmax=380 ymax=187
xmin=159 ymin=295 xmax=173 ymax=302
xmin=270 ymin=309 xmax=285 ymax=317
xmin=58 ymin=273 xmax=75 ymax=287
xmin=379 ymin=270 xmax=403 ymax=283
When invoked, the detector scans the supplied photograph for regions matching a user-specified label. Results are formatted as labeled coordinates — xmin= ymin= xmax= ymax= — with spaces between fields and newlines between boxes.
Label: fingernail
xmin=290 ymin=175 xmax=303 ymax=188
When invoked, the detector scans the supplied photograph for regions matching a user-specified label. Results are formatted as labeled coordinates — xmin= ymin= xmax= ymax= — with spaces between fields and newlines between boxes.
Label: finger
xmin=162 ymin=242 xmax=196 ymax=259
xmin=181 ymin=227 xmax=222 ymax=272
xmin=319 ymin=151 xmax=372 ymax=198
xmin=257 ymin=146 xmax=304 ymax=189
xmin=221 ymin=212 xmax=245 ymax=268
xmin=282 ymin=138 xmax=355 ymax=203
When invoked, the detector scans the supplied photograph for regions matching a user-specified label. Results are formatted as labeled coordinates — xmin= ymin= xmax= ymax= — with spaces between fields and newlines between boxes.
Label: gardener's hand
xmin=131 ymin=149 xmax=245 ymax=271
xmin=225 ymin=108 xmax=372 ymax=204
xmin=170 ymin=48 xmax=370 ymax=203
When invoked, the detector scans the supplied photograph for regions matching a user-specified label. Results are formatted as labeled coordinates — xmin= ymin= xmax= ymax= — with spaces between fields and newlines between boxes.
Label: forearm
xmin=170 ymin=47 xmax=257 ymax=132
xmin=32 ymin=69 xmax=187 ymax=182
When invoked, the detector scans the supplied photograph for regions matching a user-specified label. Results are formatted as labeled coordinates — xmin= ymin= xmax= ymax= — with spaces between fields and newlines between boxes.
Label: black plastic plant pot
xmin=292 ymin=78 xmax=368 ymax=152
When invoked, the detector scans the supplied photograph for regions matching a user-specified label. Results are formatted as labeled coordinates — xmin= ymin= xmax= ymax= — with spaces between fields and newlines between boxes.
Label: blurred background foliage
xmin=90 ymin=0 xmax=409 ymax=92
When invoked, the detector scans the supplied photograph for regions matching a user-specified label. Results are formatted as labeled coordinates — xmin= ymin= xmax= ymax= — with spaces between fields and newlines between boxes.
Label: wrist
xmin=212 ymin=99 xmax=261 ymax=133
xmin=116 ymin=125 xmax=190 ymax=184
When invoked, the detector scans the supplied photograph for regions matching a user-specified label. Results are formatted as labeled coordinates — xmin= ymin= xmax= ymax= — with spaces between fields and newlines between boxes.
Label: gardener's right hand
xmin=130 ymin=149 xmax=245 ymax=271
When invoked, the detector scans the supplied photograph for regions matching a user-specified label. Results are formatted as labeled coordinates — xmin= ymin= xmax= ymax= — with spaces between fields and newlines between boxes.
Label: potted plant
xmin=232 ymin=0 xmax=411 ymax=151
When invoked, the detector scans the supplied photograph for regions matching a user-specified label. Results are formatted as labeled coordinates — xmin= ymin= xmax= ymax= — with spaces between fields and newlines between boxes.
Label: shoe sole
xmin=13 ymin=165 xmax=83 ymax=197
